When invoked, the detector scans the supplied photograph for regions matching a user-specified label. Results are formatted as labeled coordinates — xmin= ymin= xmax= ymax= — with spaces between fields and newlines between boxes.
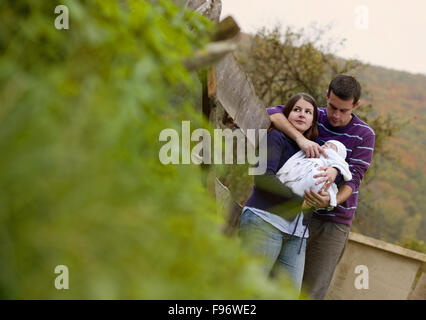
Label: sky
xmin=221 ymin=0 xmax=426 ymax=75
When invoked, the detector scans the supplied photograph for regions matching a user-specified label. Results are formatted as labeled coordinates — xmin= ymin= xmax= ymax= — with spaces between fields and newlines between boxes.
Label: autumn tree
xmin=236 ymin=25 xmax=362 ymax=106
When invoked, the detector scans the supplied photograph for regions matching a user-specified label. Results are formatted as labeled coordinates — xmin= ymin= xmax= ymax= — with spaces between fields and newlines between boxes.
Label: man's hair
xmin=328 ymin=74 xmax=361 ymax=105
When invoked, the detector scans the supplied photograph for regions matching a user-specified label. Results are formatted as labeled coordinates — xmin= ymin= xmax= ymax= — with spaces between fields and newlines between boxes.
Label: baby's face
xmin=323 ymin=142 xmax=338 ymax=152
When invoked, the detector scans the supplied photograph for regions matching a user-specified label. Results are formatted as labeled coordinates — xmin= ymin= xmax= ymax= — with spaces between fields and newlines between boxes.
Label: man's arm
xmin=269 ymin=109 xmax=339 ymax=190
xmin=344 ymin=133 xmax=375 ymax=194
xmin=304 ymin=184 xmax=353 ymax=209
xmin=336 ymin=184 xmax=353 ymax=205
xmin=270 ymin=113 xmax=305 ymax=146
xmin=304 ymin=130 xmax=375 ymax=208
xmin=270 ymin=112 xmax=325 ymax=158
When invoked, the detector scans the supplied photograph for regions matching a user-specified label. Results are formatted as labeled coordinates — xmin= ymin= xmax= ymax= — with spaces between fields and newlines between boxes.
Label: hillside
xmin=353 ymin=66 xmax=426 ymax=243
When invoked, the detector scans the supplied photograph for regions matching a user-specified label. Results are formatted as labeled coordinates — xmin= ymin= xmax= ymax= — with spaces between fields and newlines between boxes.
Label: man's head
xmin=326 ymin=75 xmax=361 ymax=127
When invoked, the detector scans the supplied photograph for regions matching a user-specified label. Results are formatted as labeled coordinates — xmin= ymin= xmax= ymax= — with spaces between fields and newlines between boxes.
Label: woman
xmin=239 ymin=92 xmax=319 ymax=292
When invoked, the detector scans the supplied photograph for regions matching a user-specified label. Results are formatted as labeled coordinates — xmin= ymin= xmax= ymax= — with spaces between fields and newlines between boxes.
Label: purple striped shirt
xmin=267 ymin=106 xmax=375 ymax=226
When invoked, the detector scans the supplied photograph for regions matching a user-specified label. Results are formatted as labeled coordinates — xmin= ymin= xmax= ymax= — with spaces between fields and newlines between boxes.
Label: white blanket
xmin=276 ymin=148 xmax=352 ymax=207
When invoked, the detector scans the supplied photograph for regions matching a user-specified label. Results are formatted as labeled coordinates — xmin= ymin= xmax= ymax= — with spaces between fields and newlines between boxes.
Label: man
xmin=267 ymin=75 xmax=375 ymax=299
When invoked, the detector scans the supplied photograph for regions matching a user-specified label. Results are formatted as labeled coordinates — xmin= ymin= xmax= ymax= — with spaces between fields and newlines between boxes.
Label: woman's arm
xmin=254 ymin=130 xmax=316 ymax=218
xmin=254 ymin=173 xmax=300 ymax=199
xmin=254 ymin=130 xmax=303 ymax=201
xmin=253 ymin=131 xmax=311 ymax=219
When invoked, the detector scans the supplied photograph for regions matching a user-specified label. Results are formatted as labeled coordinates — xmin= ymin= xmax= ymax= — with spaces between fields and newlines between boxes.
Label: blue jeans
xmin=239 ymin=208 xmax=306 ymax=292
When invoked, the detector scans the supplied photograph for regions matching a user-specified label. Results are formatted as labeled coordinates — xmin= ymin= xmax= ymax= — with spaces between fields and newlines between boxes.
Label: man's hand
xmin=304 ymin=188 xmax=330 ymax=209
xmin=296 ymin=137 xmax=327 ymax=158
xmin=270 ymin=113 xmax=327 ymax=158
xmin=314 ymin=167 xmax=338 ymax=192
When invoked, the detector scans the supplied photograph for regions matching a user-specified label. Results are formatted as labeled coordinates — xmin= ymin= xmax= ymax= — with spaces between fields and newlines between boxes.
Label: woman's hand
xmin=296 ymin=137 xmax=327 ymax=158
xmin=304 ymin=188 xmax=331 ymax=209
xmin=313 ymin=167 xmax=338 ymax=192
xmin=301 ymin=199 xmax=312 ymax=210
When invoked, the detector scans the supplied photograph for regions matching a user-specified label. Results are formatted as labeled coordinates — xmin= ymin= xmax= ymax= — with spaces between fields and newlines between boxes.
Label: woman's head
xmin=283 ymin=93 xmax=318 ymax=140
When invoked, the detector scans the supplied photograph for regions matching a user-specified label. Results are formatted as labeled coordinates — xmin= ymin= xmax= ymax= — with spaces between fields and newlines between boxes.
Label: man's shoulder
xmin=351 ymin=114 xmax=375 ymax=137
xmin=317 ymin=107 xmax=328 ymax=122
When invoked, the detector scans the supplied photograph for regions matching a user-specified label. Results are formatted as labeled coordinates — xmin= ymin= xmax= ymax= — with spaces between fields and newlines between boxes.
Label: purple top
xmin=267 ymin=106 xmax=375 ymax=226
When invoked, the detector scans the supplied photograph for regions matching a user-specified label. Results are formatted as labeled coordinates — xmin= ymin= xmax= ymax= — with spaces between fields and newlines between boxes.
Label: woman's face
xmin=287 ymin=98 xmax=315 ymax=134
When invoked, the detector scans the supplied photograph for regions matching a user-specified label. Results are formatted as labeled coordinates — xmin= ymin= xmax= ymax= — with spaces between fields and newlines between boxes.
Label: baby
xmin=276 ymin=140 xmax=352 ymax=207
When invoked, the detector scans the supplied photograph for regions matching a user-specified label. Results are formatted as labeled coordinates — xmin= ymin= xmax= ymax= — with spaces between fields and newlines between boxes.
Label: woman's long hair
xmin=282 ymin=93 xmax=319 ymax=140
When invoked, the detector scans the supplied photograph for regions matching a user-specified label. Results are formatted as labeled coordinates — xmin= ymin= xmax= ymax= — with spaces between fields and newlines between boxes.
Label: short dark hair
xmin=328 ymin=74 xmax=361 ymax=105
xmin=283 ymin=93 xmax=318 ymax=140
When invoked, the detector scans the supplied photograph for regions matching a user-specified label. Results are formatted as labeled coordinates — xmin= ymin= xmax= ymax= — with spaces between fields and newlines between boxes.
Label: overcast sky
xmin=221 ymin=0 xmax=426 ymax=75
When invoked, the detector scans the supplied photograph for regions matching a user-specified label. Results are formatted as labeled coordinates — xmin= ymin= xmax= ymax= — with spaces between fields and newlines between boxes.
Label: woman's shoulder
xmin=313 ymin=136 xmax=323 ymax=145
xmin=267 ymin=129 xmax=298 ymax=147
xmin=267 ymin=128 xmax=287 ymax=140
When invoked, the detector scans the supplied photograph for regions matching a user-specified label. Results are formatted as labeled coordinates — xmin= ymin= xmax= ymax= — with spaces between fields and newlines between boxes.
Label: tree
xmin=237 ymin=24 xmax=362 ymax=106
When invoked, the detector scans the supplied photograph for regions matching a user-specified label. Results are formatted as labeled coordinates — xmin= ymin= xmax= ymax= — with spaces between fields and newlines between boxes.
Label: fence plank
xmin=215 ymin=53 xmax=270 ymax=147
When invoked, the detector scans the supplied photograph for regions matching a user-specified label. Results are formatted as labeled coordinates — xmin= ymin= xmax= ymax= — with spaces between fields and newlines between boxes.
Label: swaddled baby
xmin=276 ymin=140 xmax=352 ymax=207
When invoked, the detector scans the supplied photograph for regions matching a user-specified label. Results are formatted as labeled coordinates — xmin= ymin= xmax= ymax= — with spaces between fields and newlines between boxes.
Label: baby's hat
xmin=326 ymin=140 xmax=347 ymax=159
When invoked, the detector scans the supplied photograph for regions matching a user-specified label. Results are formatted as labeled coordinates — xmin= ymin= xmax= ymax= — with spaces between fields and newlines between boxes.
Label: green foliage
xmin=0 ymin=0 xmax=299 ymax=299
xmin=396 ymin=239 xmax=426 ymax=254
